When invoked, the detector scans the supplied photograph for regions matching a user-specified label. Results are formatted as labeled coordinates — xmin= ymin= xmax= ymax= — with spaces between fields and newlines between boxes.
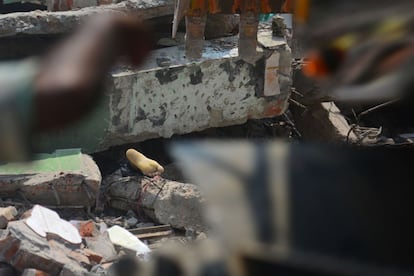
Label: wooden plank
xmin=129 ymin=225 xmax=172 ymax=235
xmin=136 ymin=230 xmax=173 ymax=239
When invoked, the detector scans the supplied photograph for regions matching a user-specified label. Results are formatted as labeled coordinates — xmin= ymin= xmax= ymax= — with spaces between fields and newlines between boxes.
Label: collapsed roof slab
xmin=0 ymin=0 xmax=174 ymax=37
xmin=33 ymin=33 xmax=292 ymax=153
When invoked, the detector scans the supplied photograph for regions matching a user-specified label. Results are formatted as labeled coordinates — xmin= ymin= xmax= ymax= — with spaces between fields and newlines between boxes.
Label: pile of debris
xmin=0 ymin=148 xmax=206 ymax=275
xmin=0 ymin=203 xmax=200 ymax=275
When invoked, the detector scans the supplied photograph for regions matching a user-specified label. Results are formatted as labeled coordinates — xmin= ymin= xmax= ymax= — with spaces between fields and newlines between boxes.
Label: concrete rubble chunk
xmin=0 ymin=206 xmax=18 ymax=229
xmin=59 ymin=264 xmax=88 ymax=276
xmin=126 ymin=217 xmax=138 ymax=228
xmin=84 ymin=232 xmax=118 ymax=262
xmin=34 ymin=32 xmax=292 ymax=153
xmin=106 ymin=172 xmax=205 ymax=232
xmin=0 ymin=220 xmax=90 ymax=274
xmin=0 ymin=149 xmax=101 ymax=207
xmin=0 ymin=0 xmax=174 ymax=38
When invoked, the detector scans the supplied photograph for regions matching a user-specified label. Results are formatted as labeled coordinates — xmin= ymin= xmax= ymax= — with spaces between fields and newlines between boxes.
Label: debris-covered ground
xmin=1 ymin=0 xmax=414 ymax=275
xmin=0 ymin=113 xmax=300 ymax=275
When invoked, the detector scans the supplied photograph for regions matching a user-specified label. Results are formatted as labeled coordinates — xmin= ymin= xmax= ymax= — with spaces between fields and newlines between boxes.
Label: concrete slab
xmin=0 ymin=149 xmax=101 ymax=207
xmin=34 ymin=34 xmax=291 ymax=153
xmin=0 ymin=0 xmax=174 ymax=37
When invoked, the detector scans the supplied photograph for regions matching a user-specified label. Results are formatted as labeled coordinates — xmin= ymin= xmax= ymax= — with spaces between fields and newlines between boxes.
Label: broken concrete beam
xmin=34 ymin=33 xmax=291 ymax=153
xmin=47 ymin=0 xmax=99 ymax=11
xmin=0 ymin=149 xmax=101 ymax=207
xmin=0 ymin=206 xmax=17 ymax=229
xmin=106 ymin=174 xmax=205 ymax=232
xmin=290 ymin=66 xmax=357 ymax=143
xmin=0 ymin=0 xmax=174 ymax=37
xmin=0 ymin=221 xmax=90 ymax=274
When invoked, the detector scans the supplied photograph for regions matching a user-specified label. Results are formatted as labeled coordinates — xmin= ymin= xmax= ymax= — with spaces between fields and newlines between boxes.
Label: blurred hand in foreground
xmin=34 ymin=14 xmax=153 ymax=131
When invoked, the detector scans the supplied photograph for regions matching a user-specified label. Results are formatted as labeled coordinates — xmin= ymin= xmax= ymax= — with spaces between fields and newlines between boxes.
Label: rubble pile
xmin=0 ymin=201 xmax=203 ymax=275
xmin=0 ymin=146 xmax=206 ymax=275
xmin=102 ymin=170 xmax=205 ymax=232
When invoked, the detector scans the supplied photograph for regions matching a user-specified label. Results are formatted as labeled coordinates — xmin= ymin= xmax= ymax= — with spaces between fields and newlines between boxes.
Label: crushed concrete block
xmin=59 ymin=264 xmax=88 ymax=276
xmin=107 ymin=176 xmax=205 ymax=232
xmin=0 ymin=149 xmax=101 ymax=207
xmin=34 ymin=31 xmax=292 ymax=153
xmin=126 ymin=217 xmax=138 ymax=228
xmin=0 ymin=0 xmax=174 ymax=38
xmin=84 ymin=232 xmax=117 ymax=262
xmin=0 ymin=221 xmax=90 ymax=274
xmin=142 ymin=180 xmax=205 ymax=232
xmin=0 ymin=206 xmax=17 ymax=229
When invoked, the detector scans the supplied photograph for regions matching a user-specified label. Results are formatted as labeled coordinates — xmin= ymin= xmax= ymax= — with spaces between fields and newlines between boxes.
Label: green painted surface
xmin=0 ymin=149 xmax=82 ymax=174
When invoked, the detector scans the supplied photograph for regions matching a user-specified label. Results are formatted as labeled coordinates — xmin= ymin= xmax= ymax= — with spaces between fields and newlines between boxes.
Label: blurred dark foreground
xmin=108 ymin=141 xmax=414 ymax=276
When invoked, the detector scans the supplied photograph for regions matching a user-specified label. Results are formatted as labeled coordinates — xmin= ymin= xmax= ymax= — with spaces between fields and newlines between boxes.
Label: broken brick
xmin=78 ymin=221 xmax=96 ymax=237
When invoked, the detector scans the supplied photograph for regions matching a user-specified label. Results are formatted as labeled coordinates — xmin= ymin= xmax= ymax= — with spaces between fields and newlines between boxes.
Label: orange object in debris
xmin=293 ymin=0 xmax=310 ymax=23
xmin=188 ymin=0 xmax=207 ymax=16
xmin=303 ymin=50 xmax=331 ymax=79
xmin=303 ymin=46 xmax=346 ymax=79
xmin=208 ymin=0 xmax=220 ymax=13
xmin=187 ymin=0 xmax=289 ymax=14
xmin=281 ymin=0 xmax=292 ymax=13
xmin=261 ymin=0 xmax=272 ymax=14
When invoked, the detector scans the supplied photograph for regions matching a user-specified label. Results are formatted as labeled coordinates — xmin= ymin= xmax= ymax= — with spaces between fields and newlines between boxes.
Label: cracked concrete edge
xmin=0 ymin=0 xmax=174 ymax=37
